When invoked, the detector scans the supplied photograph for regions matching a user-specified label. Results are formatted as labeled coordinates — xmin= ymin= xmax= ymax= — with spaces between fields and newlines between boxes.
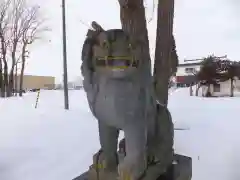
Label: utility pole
xmin=61 ymin=0 xmax=69 ymax=109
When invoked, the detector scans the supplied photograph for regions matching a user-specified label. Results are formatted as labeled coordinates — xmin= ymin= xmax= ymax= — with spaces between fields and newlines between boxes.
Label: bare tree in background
xmin=0 ymin=0 xmax=48 ymax=97
xmin=8 ymin=0 xmax=28 ymax=97
xmin=19 ymin=4 xmax=48 ymax=96
xmin=0 ymin=0 xmax=11 ymax=97
xmin=14 ymin=56 xmax=21 ymax=96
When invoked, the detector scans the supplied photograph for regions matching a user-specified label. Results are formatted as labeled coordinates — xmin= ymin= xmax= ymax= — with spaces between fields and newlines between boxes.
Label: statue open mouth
xmin=95 ymin=56 xmax=138 ymax=70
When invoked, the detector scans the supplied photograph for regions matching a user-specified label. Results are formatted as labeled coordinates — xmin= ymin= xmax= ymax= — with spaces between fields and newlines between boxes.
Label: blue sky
xmin=26 ymin=0 xmax=240 ymax=82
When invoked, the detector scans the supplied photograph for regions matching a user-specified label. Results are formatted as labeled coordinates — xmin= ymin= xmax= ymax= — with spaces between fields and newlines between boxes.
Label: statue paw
xmin=118 ymin=169 xmax=133 ymax=180
xmin=118 ymin=158 xmax=147 ymax=180
xmin=88 ymin=150 xmax=119 ymax=180
xmin=118 ymin=164 xmax=135 ymax=180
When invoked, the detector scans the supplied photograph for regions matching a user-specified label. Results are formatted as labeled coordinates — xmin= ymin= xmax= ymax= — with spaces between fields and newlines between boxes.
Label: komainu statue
xmin=76 ymin=21 xmax=192 ymax=180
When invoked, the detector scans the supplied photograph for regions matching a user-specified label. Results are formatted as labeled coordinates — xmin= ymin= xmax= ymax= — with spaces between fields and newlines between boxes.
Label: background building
xmin=176 ymin=62 xmax=201 ymax=87
xmin=15 ymin=75 xmax=55 ymax=91
xmin=176 ymin=61 xmax=240 ymax=97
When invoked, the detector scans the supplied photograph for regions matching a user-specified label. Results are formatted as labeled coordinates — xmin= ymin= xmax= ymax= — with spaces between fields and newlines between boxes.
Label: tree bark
xmin=0 ymin=30 xmax=8 ymax=97
xmin=153 ymin=0 xmax=175 ymax=105
xmin=19 ymin=44 xmax=27 ymax=97
xmin=230 ymin=78 xmax=234 ymax=97
xmin=195 ymin=83 xmax=201 ymax=96
xmin=118 ymin=0 xmax=152 ymax=84
xmin=14 ymin=62 xmax=18 ymax=96
xmin=170 ymin=35 xmax=178 ymax=76
xmin=189 ymin=84 xmax=193 ymax=96
xmin=0 ymin=58 xmax=3 ymax=97
xmin=3 ymin=60 xmax=8 ymax=97
xmin=8 ymin=43 xmax=18 ymax=97
xmin=0 ymin=69 xmax=4 ymax=97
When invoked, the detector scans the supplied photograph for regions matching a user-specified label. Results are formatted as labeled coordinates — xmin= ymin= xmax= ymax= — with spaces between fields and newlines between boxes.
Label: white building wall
xmin=176 ymin=65 xmax=201 ymax=76
xmin=212 ymin=80 xmax=231 ymax=96
xmin=201 ymin=80 xmax=240 ymax=97
xmin=234 ymin=78 xmax=240 ymax=91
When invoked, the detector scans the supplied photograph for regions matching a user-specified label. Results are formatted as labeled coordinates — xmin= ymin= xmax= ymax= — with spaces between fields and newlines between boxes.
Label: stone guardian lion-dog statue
xmin=79 ymin=21 xmax=191 ymax=180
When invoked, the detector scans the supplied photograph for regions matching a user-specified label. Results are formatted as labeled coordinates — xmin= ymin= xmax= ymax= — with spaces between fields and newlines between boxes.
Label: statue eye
xmin=102 ymin=40 xmax=109 ymax=48
xmin=128 ymin=43 xmax=135 ymax=50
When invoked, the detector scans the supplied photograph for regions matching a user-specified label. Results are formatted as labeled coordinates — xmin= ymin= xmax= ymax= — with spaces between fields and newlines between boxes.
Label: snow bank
xmin=0 ymin=91 xmax=98 ymax=180
xmin=169 ymin=88 xmax=240 ymax=180
xmin=0 ymin=89 xmax=240 ymax=180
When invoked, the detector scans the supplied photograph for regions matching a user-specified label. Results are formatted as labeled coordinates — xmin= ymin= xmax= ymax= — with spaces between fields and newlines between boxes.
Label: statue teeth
xmin=112 ymin=69 xmax=124 ymax=72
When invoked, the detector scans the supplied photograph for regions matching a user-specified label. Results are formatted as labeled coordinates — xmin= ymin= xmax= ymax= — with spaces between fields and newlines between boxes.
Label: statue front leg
xmin=98 ymin=121 xmax=119 ymax=171
xmin=118 ymin=124 xmax=148 ymax=180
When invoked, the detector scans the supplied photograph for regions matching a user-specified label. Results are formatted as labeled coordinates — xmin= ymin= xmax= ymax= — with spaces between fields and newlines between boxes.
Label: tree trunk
xmin=230 ymin=78 xmax=234 ymax=97
xmin=170 ymin=35 xmax=178 ymax=76
xmin=19 ymin=44 xmax=27 ymax=97
xmin=118 ymin=0 xmax=175 ymax=104
xmin=8 ymin=71 xmax=13 ymax=97
xmin=14 ymin=63 xmax=18 ymax=96
xmin=8 ymin=44 xmax=17 ymax=97
xmin=206 ymin=84 xmax=211 ymax=97
xmin=3 ymin=61 xmax=9 ymax=97
xmin=189 ymin=84 xmax=193 ymax=96
xmin=195 ymin=83 xmax=201 ymax=96
xmin=153 ymin=0 xmax=175 ymax=105
xmin=118 ymin=0 xmax=152 ymax=85
xmin=0 ymin=31 xmax=8 ymax=97
xmin=0 ymin=58 xmax=4 ymax=97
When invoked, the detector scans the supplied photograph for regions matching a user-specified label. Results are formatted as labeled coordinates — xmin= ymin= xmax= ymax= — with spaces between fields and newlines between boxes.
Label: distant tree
xmin=0 ymin=0 xmax=11 ymax=97
xmin=196 ymin=55 xmax=240 ymax=97
xmin=0 ymin=0 xmax=49 ymax=98
xmin=18 ymin=3 xmax=49 ymax=96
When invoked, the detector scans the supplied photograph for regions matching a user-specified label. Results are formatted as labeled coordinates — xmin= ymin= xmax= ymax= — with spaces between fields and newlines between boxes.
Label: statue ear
xmin=91 ymin=21 xmax=104 ymax=32
xmin=86 ymin=28 xmax=102 ymax=40
xmin=87 ymin=29 xmax=97 ymax=39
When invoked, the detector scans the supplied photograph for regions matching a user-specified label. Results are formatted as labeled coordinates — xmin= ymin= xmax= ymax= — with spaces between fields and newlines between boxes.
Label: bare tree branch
xmin=145 ymin=0 xmax=156 ymax=23
xmin=0 ymin=0 xmax=49 ymax=97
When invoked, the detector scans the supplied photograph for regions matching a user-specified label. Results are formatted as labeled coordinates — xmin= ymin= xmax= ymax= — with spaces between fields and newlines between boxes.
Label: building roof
xmin=178 ymin=62 xmax=202 ymax=67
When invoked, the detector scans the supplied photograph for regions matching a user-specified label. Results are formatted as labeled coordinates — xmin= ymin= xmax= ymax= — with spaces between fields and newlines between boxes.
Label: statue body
xmin=81 ymin=22 xmax=173 ymax=180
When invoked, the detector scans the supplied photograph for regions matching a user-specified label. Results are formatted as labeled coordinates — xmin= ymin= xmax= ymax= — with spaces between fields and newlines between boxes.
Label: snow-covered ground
xmin=0 ymin=88 xmax=240 ymax=180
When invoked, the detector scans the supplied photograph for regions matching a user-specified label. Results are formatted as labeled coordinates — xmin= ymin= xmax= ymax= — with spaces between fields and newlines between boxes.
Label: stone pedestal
xmin=73 ymin=154 xmax=192 ymax=180
xmin=156 ymin=154 xmax=192 ymax=180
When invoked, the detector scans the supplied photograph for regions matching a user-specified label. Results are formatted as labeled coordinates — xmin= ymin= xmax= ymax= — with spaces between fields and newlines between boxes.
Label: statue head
xmin=85 ymin=21 xmax=139 ymax=79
